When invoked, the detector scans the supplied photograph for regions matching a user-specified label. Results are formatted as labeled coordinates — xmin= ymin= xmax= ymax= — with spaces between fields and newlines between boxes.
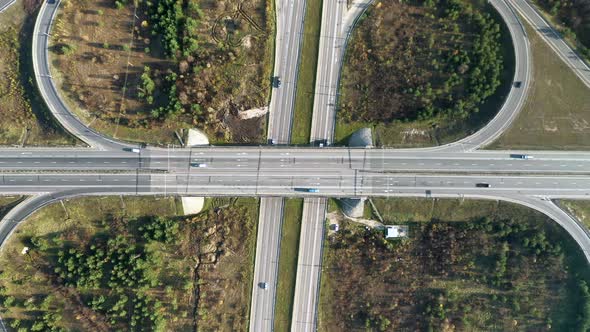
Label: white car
xmin=191 ymin=163 xmax=207 ymax=168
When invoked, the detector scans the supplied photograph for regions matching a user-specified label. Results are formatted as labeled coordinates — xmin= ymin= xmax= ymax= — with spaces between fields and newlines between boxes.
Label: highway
xmin=291 ymin=198 xmax=326 ymax=332
xmin=267 ymin=0 xmax=307 ymax=145
xmin=0 ymin=169 xmax=589 ymax=197
xmin=250 ymin=0 xmax=307 ymax=330
xmin=310 ymin=0 xmax=347 ymax=143
xmin=299 ymin=0 xmax=530 ymax=327
xmin=250 ymin=198 xmax=284 ymax=332
xmin=508 ymin=0 xmax=590 ymax=88
xmin=0 ymin=0 xmax=587 ymax=331
xmin=3 ymin=148 xmax=590 ymax=172
xmin=294 ymin=0 xmax=365 ymax=327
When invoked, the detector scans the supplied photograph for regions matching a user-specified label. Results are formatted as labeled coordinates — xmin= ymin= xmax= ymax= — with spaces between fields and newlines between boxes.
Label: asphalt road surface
xmin=310 ymin=0 xmax=347 ymax=143
xmin=0 ymin=0 xmax=15 ymax=13
xmin=251 ymin=0 xmax=307 ymax=329
xmin=3 ymin=148 xmax=590 ymax=173
xmin=297 ymin=0 xmax=530 ymax=323
xmin=300 ymin=2 xmax=375 ymax=328
xmin=5 ymin=1 xmax=590 ymax=331
xmin=250 ymin=198 xmax=284 ymax=332
xmin=291 ymin=198 xmax=326 ymax=332
xmin=267 ymin=0 xmax=306 ymax=145
xmin=508 ymin=0 xmax=590 ymax=88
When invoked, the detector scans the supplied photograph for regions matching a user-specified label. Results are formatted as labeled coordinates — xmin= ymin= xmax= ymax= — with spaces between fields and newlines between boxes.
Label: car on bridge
xmin=476 ymin=183 xmax=491 ymax=188
xmin=295 ymin=188 xmax=319 ymax=193
xmin=510 ymin=154 xmax=532 ymax=159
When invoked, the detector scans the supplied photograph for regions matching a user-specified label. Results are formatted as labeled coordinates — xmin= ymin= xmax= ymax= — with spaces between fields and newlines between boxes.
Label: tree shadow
xmin=18 ymin=7 xmax=80 ymax=144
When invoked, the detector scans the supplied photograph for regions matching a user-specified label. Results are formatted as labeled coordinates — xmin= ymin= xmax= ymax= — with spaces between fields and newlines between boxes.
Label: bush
xmin=138 ymin=216 xmax=179 ymax=243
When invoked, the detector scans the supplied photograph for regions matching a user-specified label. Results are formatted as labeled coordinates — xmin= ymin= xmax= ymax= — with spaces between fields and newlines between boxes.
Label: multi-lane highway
xmin=5 ymin=148 xmax=590 ymax=188
xmin=310 ymin=0 xmax=350 ymax=143
xmin=302 ymin=0 xmax=525 ymax=327
xmin=250 ymin=0 xmax=308 ymax=330
xmin=267 ymin=0 xmax=307 ymax=145
xmin=291 ymin=198 xmax=326 ymax=332
xmin=250 ymin=198 xmax=284 ymax=331
xmin=1 ymin=148 xmax=590 ymax=254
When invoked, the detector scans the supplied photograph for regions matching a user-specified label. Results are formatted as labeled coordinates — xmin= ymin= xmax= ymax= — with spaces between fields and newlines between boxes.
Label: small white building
xmin=385 ymin=225 xmax=408 ymax=239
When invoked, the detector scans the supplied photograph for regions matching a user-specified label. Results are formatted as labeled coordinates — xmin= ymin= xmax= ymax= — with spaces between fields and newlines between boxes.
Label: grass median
xmin=290 ymin=0 xmax=323 ymax=144
xmin=274 ymin=198 xmax=303 ymax=331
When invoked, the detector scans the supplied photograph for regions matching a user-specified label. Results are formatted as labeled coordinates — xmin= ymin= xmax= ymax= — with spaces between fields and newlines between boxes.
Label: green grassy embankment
xmin=274 ymin=198 xmax=303 ymax=331
xmin=290 ymin=0 xmax=323 ymax=144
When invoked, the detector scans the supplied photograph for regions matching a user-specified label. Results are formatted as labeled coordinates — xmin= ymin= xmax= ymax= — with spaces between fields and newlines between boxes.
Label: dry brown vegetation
xmin=0 ymin=196 xmax=258 ymax=331
xmin=0 ymin=0 xmax=77 ymax=146
xmin=337 ymin=0 xmax=513 ymax=147
xmin=319 ymin=201 xmax=590 ymax=331
xmin=50 ymin=0 xmax=274 ymax=145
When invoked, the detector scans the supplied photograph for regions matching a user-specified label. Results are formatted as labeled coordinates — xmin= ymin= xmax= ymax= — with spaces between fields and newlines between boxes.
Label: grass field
xmin=0 ymin=0 xmax=77 ymax=147
xmin=274 ymin=198 xmax=303 ymax=331
xmin=370 ymin=197 xmax=500 ymax=222
xmin=290 ymin=0 xmax=323 ymax=144
xmin=559 ymin=200 xmax=590 ymax=229
xmin=489 ymin=20 xmax=590 ymax=150
xmin=0 ymin=196 xmax=259 ymax=331
xmin=0 ymin=196 xmax=25 ymax=219
xmin=320 ymin=197 xmax=590 ymax=331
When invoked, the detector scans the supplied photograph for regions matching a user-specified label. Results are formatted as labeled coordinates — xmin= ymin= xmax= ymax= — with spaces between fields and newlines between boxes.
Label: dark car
xmin=272 ymin=76 xmax=281 ymax=88
xmin=510 ymin=154 xmax=532 ymax=159
xmin=513 ymin=81 xmax=522 ymax=88
xmin=475 ymin=183 xmax=491 ymax=188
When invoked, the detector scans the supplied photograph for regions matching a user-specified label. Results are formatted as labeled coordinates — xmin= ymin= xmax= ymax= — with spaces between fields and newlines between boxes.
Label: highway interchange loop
xmin=1 ymin=0 xmax=590 ymax=331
